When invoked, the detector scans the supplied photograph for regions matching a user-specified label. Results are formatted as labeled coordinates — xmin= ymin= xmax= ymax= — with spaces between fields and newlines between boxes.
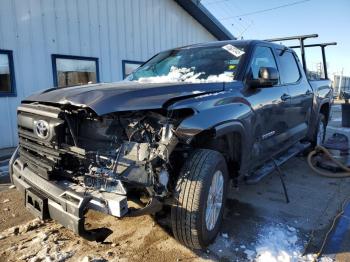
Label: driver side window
xmin=250 ymin=46 xmax=278 ymax=82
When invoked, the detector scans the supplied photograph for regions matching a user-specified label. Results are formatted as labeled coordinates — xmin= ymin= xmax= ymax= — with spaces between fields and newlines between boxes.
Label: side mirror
xmin=247 ymin=67 xmax=279 ymax=88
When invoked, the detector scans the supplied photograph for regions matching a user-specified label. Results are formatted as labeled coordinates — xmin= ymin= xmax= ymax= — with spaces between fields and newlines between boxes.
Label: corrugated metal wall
xmin=333 ymin=75 xmax=350 ymax=95
xmin=0 ymin=0 xmax=216 ymax=148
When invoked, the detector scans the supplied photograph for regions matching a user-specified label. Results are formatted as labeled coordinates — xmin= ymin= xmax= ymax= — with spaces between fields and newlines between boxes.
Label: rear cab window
xmin=277 ymin=50 xmax=301 ymax=84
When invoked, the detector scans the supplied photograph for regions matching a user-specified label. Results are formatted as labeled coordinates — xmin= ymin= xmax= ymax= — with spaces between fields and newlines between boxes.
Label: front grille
xmin=17 ymin=103 xmax=66 ymax=180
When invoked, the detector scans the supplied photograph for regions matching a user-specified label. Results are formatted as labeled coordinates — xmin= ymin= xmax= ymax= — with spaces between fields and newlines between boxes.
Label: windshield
xmin=126 ymin=44 xmax=246 ymax=83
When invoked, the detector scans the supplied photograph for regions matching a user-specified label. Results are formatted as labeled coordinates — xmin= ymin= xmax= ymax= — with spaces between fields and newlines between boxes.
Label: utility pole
xmin=316 ymin=62 xmax=322 ymax=79
xmin=339 ymin=67 xmax=344 ymax=99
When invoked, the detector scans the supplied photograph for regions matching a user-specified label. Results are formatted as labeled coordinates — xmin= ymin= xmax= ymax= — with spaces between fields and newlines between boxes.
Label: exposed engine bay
xmin=71 ymin=110 xmax=178 ymax=195
xmin=16 ymin=103 xmax=191 ymax=217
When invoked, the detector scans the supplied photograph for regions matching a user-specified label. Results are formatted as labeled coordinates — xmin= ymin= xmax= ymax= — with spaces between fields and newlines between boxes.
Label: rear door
xmin=276 ymin=50 xmax=313 ymax=141
xmin=245 ymin=45 xmax=291 ymax=163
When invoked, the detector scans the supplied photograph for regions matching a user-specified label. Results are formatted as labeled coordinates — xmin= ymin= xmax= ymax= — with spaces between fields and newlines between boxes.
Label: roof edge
xmin=174 ymin=0 xmax=235 ymax=41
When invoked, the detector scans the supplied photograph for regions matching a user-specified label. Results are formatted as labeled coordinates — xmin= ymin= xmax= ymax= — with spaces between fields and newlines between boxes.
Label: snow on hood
xmin=136 ymin=66 xmax=235 ymax=84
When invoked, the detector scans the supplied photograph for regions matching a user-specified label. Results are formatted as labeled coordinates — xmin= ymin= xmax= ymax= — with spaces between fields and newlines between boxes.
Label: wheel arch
xmin=319 ymin=102 xmax=330 ymax=124
xmin=190 ymin=121 xmax=248 ymax=177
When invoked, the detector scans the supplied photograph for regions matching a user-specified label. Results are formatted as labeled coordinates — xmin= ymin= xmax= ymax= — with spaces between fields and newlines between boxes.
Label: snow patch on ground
xmin=234 ymin=223 xmax=334 ymax=262
xmin=137 ymin=66 xmax=234 ymax=83
xmin=244 ymin=248 xmax=255 ymax=260
xmin=254 ymin=224 xmax=301 ymax=262
xmin=330 ymin=117 xmax=342 ymax=122
xmin=210 ymin=223 xmax=336 ymax=262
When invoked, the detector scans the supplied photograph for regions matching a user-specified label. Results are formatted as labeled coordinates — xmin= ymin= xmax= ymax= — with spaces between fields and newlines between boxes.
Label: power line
xmin=221 ymin=1 xmax=253 ymax=38
xmin=219 ymin=0 xmax=311 ymax=20
xmin=225 ymin=0 xmax=262 ymax=38
xmin=204 ymin=0 xmax=230 ymax=5
xmin=222 ymin=2 xmax=245 ymax=30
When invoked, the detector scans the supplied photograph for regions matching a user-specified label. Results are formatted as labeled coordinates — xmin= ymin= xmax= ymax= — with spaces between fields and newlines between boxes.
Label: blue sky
xmin=202 ymin=0 xmax=350 ymax=76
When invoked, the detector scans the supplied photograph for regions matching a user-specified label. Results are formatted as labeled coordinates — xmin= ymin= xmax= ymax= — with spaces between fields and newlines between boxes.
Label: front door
xmin=245 ymin=45 xmax=291 ymax=164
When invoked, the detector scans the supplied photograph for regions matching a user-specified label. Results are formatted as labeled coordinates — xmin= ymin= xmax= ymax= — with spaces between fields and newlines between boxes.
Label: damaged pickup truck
xmin=10 ymin=35 xmax=334 ymax=250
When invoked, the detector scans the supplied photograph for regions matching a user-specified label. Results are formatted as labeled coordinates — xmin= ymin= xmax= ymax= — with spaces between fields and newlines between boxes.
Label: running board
xmin=245 ymin=142 xmax=311 ymax=184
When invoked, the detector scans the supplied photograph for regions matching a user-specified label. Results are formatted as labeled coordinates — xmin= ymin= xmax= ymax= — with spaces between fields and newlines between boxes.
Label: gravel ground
xmin=0 ymin=188 xmax=210 ymax=262
xmin=1 ymin=146 xmax=350 ymax=261
xmin=0 ymin=190 xmax=34 ymax=231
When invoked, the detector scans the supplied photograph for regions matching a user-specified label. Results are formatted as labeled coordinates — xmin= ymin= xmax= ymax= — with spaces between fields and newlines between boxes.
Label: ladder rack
xmin=265 ymin=34 xmax=337 ymax=79
xmin=289 ymin=42 xmax=337 ymax=79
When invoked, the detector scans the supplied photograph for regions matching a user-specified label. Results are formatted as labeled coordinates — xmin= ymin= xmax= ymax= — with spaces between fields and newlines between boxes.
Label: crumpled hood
xmin=23 ymin=81 xmax=224 ymax=115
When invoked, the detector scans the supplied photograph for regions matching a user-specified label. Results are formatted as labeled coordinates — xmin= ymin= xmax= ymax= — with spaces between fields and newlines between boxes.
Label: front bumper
xmin=10 ymin=149 xmax=128 ymax=239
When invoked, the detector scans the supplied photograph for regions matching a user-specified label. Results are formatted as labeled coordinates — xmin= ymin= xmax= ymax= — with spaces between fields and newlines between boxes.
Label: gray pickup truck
xmin=10 ymin=34 xmax=335 ymax=249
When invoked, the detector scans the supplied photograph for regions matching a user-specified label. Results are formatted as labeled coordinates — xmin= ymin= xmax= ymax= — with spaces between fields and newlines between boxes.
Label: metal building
xmin=0 ymin=0 xmax=233 ymax=149
xmin=333 ymin=75 xmax=350 ymax=96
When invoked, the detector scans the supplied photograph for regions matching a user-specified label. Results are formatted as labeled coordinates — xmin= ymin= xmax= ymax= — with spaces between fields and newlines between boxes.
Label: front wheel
xmin=171 ymin=149 xmax=228 ymax=250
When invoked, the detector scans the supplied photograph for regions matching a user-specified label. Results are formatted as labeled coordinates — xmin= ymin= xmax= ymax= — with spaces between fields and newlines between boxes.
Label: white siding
xmin=0 ymin=0 xmax=216 ymax=148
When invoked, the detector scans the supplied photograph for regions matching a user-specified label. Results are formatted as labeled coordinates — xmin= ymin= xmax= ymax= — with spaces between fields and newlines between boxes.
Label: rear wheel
xmin=313 ymin=113 xmax=327 ymax=146
xmin=171 ymin=149 xmax=228 ymax=250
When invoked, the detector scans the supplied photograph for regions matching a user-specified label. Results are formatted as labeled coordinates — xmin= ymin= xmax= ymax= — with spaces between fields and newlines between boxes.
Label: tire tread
xmin=171 ymin=149 xmax=224 ymax=249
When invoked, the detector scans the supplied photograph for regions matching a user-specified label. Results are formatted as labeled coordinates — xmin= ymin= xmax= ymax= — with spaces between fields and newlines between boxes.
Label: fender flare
xmin=213 ymin=121 xmax=250 ymax=176
xmin=318 ymin=99 xmax=331 ymax=118
xmin=214 ymin=121 xmax=246 ymax=139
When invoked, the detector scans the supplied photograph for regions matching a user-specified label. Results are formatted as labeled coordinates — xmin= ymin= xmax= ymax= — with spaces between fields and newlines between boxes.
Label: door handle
xmin=280 ymin=93 xmax=291 ymax=101
xmin=305 ymin=89 xmax=313 ymax=95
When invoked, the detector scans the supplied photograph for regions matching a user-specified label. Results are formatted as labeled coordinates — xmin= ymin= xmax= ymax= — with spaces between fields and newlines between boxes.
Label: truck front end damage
xmin=10 ymin=102 xmax=188 ymax=237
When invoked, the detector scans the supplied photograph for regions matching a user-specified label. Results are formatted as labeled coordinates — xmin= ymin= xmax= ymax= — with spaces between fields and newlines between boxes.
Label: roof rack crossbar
xmin=264 ymin=34 xmax=318 ymax=43
xmin=289 ymin=42 xmax=337 ymax=79
xmin=264 ymin=34 xmax=319 ymax=74
xmin=289 ymin=42 xmax=337 ymax=48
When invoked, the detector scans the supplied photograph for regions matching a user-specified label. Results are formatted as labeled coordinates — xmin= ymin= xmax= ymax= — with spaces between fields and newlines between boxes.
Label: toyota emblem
xmin=35 ymin=120 xmax=50 ymax=139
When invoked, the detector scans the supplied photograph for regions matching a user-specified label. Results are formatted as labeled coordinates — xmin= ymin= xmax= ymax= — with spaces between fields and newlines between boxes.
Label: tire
xmin=171 ymin=149 xmax=228 ymax=250
xmin=312 ymin=113 xmax=327 ymax=147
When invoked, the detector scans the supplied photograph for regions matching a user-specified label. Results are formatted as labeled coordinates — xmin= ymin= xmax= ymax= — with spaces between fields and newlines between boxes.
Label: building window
xmin=52 ymin=54 xmax=99 ymax=88
xmin=0 ymin=50 xmax=16 ymax=96
xmin=122 ymin=60 xmax=143 ymax=79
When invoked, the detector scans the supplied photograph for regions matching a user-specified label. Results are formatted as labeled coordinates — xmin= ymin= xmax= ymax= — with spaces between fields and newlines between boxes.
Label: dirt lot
xmin=0 ymin=192 xmax=206 ymax=262
xmin=0 ymin=190 xmax=35 ymax=232
xmin=1 ymin=155 xmax=350 ymax=262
